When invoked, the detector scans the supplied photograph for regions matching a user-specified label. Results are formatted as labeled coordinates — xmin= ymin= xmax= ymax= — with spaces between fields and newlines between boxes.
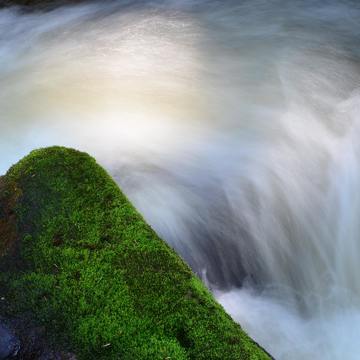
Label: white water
xmin=1 ymin=1 xmax=360 ymax=358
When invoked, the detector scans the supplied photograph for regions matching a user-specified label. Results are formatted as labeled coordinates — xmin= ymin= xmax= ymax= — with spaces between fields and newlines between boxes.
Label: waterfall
xmin=1 ymin=1 xmax=360 ymax=358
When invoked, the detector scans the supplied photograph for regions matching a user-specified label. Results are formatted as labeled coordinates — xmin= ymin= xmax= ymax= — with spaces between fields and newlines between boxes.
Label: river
xmin=1 ymin=1 xmax=360 ymax=358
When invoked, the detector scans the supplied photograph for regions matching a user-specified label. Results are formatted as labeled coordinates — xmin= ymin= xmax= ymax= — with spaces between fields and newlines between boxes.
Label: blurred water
xmin=1 ymin=1 xmax=360 ymax=358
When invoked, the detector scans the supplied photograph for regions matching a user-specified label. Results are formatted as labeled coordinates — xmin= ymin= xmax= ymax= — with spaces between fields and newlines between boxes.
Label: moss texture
xmin=0 ymin=147 xmax=271 ymax=360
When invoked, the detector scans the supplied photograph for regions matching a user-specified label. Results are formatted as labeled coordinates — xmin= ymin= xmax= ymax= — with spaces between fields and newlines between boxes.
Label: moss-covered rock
xmin=0 ymin=146 xmax=271 ymax=360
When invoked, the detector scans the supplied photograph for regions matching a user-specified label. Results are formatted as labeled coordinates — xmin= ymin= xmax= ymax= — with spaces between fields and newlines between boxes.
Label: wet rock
xmin=7 ymin=320 xmax=77 ymax=360
xmin=0 ymin=323 xmax=20 ymax=359
xmin=0 ymin=0 xmax=90 ymax=11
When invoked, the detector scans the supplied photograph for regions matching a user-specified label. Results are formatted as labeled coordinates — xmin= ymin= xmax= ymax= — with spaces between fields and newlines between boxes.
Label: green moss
xmin=0 ymin=146 xmax=271 ymax=360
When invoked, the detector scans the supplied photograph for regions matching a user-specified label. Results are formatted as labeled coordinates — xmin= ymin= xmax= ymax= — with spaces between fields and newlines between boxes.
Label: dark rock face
xmin=0 ymin=322 xmax=20 ymax=359
xmin=0 ymin=318 xmax=76 ymax=360
xmin=0 ymin=0 xmax=89 ymax=10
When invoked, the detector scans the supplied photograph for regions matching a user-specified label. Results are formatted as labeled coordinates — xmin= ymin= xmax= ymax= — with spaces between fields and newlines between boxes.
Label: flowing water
xmin=1 ymin=1 xmax=360 ymax=358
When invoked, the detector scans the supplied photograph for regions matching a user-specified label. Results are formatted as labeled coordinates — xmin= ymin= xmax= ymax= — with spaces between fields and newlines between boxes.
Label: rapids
xmin=1 ymin=1 xmax=360 ymax=358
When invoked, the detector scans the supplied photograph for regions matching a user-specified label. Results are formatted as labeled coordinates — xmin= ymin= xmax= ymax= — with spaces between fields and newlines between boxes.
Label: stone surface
xmin=0 ymin=322 xmax=20 ymax=359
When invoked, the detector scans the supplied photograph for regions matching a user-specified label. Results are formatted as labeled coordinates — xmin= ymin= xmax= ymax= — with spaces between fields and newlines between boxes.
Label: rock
xmin=0 ymin=0 xmax=92 ymax=11
xmin=0 ymin=147 xmax=272 ymax=360
xmin=0 ymin=323 xmax=20 ymax=359
xmin=0 ymin=318 xmax=77 ymax=360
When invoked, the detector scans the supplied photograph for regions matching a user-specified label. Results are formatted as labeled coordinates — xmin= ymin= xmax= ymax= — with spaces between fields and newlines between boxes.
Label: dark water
xmin=1 ymin=1 xmax=360 ymax=358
